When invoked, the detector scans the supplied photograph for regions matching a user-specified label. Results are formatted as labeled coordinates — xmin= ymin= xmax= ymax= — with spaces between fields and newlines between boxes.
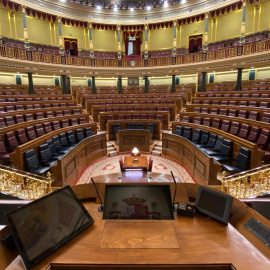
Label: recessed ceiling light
xmin=60 ymin=0 xmax=66 ymax=2
xmin=164 ymin=1 xmax=168 ymax=8
xmin=96 ymin=5 xmax=101 ymax=10
xmin=181 ymin=0 xmax=186 ymax=4
xmin=114 ymin=5 xmax=117 ymax=11
xmin=130 ymin=7 xmax=134 ymax=11
xmin=147 ymin=6 xmax=151 ymax=10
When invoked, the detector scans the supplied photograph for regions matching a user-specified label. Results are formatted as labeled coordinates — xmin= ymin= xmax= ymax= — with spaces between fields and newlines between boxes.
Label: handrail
xmin=221 ymin=165 xmax=270 ymax=198
xmin=0 ymin=165 xmax=52 ymax=199
xmin=0 ymin=38 xmax=269 ymax=68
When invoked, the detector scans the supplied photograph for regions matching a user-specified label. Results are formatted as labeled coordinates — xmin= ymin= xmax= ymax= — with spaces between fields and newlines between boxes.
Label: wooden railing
xmin=0 ymin=38 xmax=269 ymax=68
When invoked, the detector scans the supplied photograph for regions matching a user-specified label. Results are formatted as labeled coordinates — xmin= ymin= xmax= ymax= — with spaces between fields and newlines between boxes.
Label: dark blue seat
xmin=147 ymin=123 xmax=155 ymax=135
xmin=202 ymin=135 xmax=224 ymax=156
xmin=182 ymin=127 xmax=192 ymax=140
xmin=175 ymin=126 xmax=182 ymax=136
xmin=222 ymin=147 xmax=251 ymax=173
xmin=76 ymin=129 xmax=85 ymax=142
xmin=200 ymin=134 xmax=217 ymax=150
xmin=136 ymin=123 xmax=144 ymax=129
xmin=191 ymin=129 xmax=202 ymax=144
xmin=59 ymin=133 xmax=74 ymax=150
xmin=24 ymin=149 xmax=50 ymax=175
xmin=66 ymin=131 xmax=77 ymax=147
xmin=113 ymin=124 xmax=121 ymax=137
xmin=38 ymin=143 xmax=58 ymax=167
xmin=211 ymin=139 xmax=233 ymax=163
xmin=85 ymin=127 xmax=93 ymax=137
xmin=52 ymin=136 xmax=70 ymax=154
xmin=127 ymin=123 xmax=136 ymax=129
xmin=194 ymin=130 xmax=210 ymax=148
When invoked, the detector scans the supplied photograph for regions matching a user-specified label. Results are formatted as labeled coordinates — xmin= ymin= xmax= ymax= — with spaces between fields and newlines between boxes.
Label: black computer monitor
xmin=195 ymin=186 xmax=233 ymax=224
xmin=6 ymin=186 xmax=94 ymax=270
xmin=103 ymin=184 xmax=174 ymax=220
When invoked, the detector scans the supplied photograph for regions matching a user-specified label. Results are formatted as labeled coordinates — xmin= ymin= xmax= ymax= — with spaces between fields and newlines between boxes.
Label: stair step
xmin=152 ymin=150 xmax=161 ymax=156
xmin=155 ymin=146 xmax=162 ymax=151
xmin=156 ymin=142 xmax=162 ymax=146
xmin=107 ymin=147 xmax=115 ymax=151
xmin=108 ymin=151 xmax=118 ymax=157
xmin=106 ymin=142 xmax=112 ymax=147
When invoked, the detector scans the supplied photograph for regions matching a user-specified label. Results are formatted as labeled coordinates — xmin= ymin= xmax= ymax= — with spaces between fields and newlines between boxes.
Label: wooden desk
xmin=4 ymin=187 xmax=270 ymax=270
xmin=123 ymin=156 xmax=149 ymax=171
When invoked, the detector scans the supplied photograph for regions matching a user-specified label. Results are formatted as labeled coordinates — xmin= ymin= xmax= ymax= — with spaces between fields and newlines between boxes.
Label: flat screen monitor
xmin=195 ymin=186 xmax=233 ymax=224
xmin=6 ymin=186 xmax=94 ymax=270
xmin=103 ymin=184 xmax=174 ymax=220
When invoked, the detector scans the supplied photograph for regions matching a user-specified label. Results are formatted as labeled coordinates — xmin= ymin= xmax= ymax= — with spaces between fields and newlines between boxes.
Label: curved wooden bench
xmin=171 ymin=122 xmax=265 ymax=169
xmin=10 ymin=123 xmax=97 ymax=170
xmin=51 ymin=132 xmax=107 ymax=187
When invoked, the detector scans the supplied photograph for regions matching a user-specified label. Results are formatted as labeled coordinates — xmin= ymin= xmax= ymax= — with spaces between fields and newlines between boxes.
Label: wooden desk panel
xmin=162 ymin=132 xmax=221 ymax=185
xmin=92 ymin=104 xmax=176 ymax=122
xmin=123 ymin=156 xmax=149 ymax=171
xmin=99 ymin=111 xmax=169 ymax=131
xmin=51 ymin=133 xmax=107 ymax=187
xmin=106 ymin=120 xmax=161 ymax=141
xmin=116 ymin=130 xmax=152 ymax=153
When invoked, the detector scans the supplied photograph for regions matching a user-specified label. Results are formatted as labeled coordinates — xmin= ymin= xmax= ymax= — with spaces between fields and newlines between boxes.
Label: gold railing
xmin=0 ymin=165 xmax=52 ymax=200
xmin=222 ymin=165 xmax=270 ymax=198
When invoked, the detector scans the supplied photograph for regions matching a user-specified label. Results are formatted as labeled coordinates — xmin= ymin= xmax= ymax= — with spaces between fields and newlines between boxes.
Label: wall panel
xmin=26 ymin=17 xmax=51 ymax=44
xmin=260 ymin=1 xmax=270 ymax=30
xmin=92 ymin=29 xmax=116 ymax=51
xmin=180 ymin=21 xmax=204 ymax=47
xmin=150 ymin=27 xmax=173 ymax=50
xmin=216 ymin=11 xmax=242 ymax=40
xmin=62 ymin=25 xmax=85 ymax=50
xmin=0 ymin=9 xmax=11 ymax=37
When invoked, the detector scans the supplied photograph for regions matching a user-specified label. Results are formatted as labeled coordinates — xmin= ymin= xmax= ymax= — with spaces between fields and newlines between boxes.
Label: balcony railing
xmin=0 ymin=165 xmax=52 ymax=200
xmin=0 ymin=39 xmax=269 ymax=68
xmin=222 ymin=165 xmax=270 ymax=198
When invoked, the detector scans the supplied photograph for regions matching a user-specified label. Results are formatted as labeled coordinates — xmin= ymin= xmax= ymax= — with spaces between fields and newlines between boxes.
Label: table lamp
xmin=132 ymin=147 xmax=139 ymax=163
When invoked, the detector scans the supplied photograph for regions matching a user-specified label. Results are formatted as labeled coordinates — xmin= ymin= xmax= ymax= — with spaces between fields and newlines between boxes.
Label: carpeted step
xmin=106 ymin=142 xmax=112 ymax=147
xmin=155 ymin=146 xmax=162 ymax=151
xmin=108 ymin=150 xmax=118 ymax=157
xmin=156 ymin=141 xmax=162 ymax=146
xmin=107 ymin=147 xmax=115 ymax=152
xmin=152 ymin=150 xmax=161 ymax=156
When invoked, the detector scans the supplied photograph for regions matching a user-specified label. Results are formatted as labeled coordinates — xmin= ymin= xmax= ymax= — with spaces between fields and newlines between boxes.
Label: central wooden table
xmin=123 ymin=156 xmax=149 ymax=171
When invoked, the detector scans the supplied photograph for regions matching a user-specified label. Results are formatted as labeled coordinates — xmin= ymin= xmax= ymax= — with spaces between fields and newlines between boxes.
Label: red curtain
xmin=123 ymin=31 xmax=142 ymax=56
xmin=189 ymin=34 xmax=203 ymax=53
xmin=64 ymin=38 xmax=78 ymax=56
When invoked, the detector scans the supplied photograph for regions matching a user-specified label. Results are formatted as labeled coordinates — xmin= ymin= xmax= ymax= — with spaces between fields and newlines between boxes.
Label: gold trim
xmin=258 ymin=3 xmax=261 ymax=32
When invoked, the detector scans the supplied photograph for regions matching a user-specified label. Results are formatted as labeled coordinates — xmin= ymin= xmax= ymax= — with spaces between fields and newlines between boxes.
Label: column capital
xmin=117 ymin=25 xmax=121 ymax=30
xmin=88 ymin=22 xmax=93 ymax=28
xmin=173 ymin=20 xmax=177 ymax=26
xmin=205 ymin=12 xmax=209 ymax=18
xmin=57 ymin=17 xmax=62 ymax=23
xmin=242 ymin=0 xmax=247 ymax=6
xmin=21 ymin=6 xmax=26 ymax=12
xmin=144 ymin=24 xmax=148 ymax=30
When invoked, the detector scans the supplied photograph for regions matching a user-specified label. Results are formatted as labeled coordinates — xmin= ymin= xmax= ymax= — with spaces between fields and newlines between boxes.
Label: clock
xmin=130 ymin=60 xmax=136 ymax=67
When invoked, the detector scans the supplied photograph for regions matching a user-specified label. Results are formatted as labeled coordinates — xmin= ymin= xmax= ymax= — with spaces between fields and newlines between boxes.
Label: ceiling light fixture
xmin=164 ymin=1 xmax=168 ymax=8
xmin=130 ymin=7 xmax=134 ymax=11
xmin=96 ymin=5 xmax=101 ymax=10
xmin=147 ymin=5 xmax=151 ymax=10
xmin=114 ymin=5 xmax=118 ymax=11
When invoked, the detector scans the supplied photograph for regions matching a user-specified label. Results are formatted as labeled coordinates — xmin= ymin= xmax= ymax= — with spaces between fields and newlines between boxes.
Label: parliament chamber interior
xmin=0 ymin=0 xmax=270 ymax=269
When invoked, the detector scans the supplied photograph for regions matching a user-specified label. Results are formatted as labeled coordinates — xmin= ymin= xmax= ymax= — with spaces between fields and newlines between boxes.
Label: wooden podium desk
xmin=123 ymin=156 xmax=149 ymax=171
xmin=4 ymin=182 xmax=270 ymax=270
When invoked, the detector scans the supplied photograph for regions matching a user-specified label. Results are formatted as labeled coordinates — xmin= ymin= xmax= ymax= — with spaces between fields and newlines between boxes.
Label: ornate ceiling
xmin=11 ymin=0 xmax=240 ymax=24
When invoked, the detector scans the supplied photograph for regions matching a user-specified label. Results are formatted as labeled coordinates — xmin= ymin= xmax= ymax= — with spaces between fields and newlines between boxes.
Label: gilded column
xmin=172 ymin=20 xmax=177 ymax=57
xmin=88 ymin=22 xmax=94 ymax=58
xmin=58 ymin=17 xmax=64 ymax=55
xmin=144 ymin=24 xmax=148 ymax=59
xmin=117 ymin=25 xmax=122 ymax=60
xmin=21 ymin=6 xmax=29 ymax=50
xmin=240 ymin=0 xmax=247 ymax=45
xmin=203 ymin=12 xmax=209 ymax=52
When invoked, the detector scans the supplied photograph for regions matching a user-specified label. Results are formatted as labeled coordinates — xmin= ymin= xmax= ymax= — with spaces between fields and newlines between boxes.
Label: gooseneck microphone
xmin=91 ymin=177 xmax=104 ymax=212
xmin=171 ymin=171 xmax=178 ymax=212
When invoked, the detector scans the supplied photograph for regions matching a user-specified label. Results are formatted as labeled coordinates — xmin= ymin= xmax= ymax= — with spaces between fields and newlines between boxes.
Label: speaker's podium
xmin=3 ymin=179 xmax=270 ymax=270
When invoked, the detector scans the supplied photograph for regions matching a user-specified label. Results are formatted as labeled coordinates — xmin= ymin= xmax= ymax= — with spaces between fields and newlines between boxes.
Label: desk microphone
xmin=171 ymin=171 xmax=178 ymax=212
xmin=90 ymin=177 xmax=104 ymax=212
